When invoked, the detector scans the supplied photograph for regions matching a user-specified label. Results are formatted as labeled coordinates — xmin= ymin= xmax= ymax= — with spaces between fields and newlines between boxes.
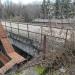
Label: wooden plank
xmin=0 ymin=23 xmax=26 ymax=74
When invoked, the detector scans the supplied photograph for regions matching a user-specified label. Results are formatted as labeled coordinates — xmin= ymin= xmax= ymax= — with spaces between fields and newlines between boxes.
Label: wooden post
xmin=43 ymin=35 xmax=47 ymax=60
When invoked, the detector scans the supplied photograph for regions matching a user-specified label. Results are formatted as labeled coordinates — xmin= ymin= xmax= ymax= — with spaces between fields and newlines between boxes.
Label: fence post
xmin=27 ymin=24 xmax=29 ymax=38
xmin=43 ymin=35 xmax=47 ymax=60
xmin=18 ymin=23 xmax=19 ymax=35
xmin=41 ymin=26 xmax=43 ymax=44
xmin=5 ymin=20 xmax=7 ymax=31
xmin=10 ymin=21 xmax=12 ymax=33
xmin=64 ymin=29 xmax=68 ymax=47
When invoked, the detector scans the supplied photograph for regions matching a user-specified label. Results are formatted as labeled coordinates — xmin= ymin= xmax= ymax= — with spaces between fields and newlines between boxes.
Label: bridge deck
xmin=0 ymin=53 xmax=9 ymax=65
xmin=0 ymin=23 xmax=26 ymax=75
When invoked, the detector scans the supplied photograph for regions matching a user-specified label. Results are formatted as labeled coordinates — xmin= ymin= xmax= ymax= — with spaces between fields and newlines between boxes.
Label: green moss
xmin=14 ymin=71 xmax=23 ymax=75
xmin=35 ymin=66 xmax=45 ymax=75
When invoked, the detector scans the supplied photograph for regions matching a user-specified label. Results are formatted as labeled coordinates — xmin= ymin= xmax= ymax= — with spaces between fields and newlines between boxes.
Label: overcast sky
xmin=1 ymin=0 xmax=55 ymax=4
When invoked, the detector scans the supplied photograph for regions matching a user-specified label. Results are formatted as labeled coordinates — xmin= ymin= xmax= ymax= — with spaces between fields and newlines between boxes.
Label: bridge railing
xmin=2 ymin=21 xmax=75 ymax=53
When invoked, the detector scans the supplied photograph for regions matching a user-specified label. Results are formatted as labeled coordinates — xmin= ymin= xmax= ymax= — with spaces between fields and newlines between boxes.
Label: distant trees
xmin=1 ymin=1 xmax=41 ymax=22
xmin=25 ymin=4 xmax=41 ymax=21
xmin=41 ymin=0 xmax=75 ymax=19
xmin=41 ymin=0 xmax=51 ymax=19
xmin=54 ymin=0 xmax=60 ymax=18
xmin=61 ymin=0 xmax=71 ymax=18
xmin=71 ymin=0 xmax=75 ymax=18
xmin=0 ymin=0 xmax=2 ymax=19
xmin=41 ymin=0 xmax=46 ymax=19
xmin=1 ymin=0 xmax=75 ymax=21
xmin=54 ymin=0 xmax=72 ymax=19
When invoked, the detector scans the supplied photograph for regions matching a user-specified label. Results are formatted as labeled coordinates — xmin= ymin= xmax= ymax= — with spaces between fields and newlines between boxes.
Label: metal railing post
xmin=18 ymin=23 xmax=19 ymax=35
xmin=41 ymin=26 xmax=43 ymax=44
xmin=5 ymin=21 xmax=7 ymax=31
xmin=64 ymin=29 xmax=68 ymax=47
xmin=10 ymin=21 xmax=12 ymax=33
xmin=27 ymin=24 xmax=29 ymax=38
